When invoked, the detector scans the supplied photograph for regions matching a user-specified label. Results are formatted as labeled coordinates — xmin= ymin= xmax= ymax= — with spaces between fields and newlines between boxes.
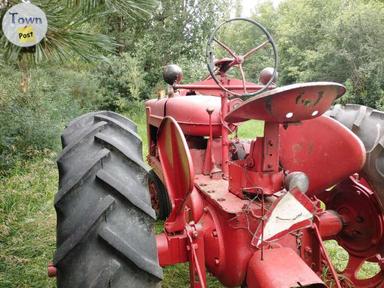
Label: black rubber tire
xmin=148 ymin=170 xmax=171 ymax=220
xmin=327 ymin=104 xmax=384 ymax=212
xmin=61 ymin=111 xmax=137 ymax=148
xmin=53 ymin=111 xmax=163 ymax=288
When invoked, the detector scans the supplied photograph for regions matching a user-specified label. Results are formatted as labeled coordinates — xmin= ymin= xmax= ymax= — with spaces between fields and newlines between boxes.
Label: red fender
xmin=157 ymin=116 xmax=195 ymax=233
xmin=280 ymin=115 xmax=366 ymax=196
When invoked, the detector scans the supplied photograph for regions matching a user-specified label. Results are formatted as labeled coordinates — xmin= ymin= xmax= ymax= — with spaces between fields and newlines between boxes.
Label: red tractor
xmin=50 ymin=18 xmax=384 ymax=287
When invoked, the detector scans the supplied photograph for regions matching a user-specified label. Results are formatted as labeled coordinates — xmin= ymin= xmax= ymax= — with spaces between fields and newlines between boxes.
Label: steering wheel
xmin=206 ymin=18 xmax=278 ymax=98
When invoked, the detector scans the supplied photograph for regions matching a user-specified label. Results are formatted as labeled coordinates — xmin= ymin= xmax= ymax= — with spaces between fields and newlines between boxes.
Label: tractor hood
xmin=146 ymin=95 xmax=240 ymax=137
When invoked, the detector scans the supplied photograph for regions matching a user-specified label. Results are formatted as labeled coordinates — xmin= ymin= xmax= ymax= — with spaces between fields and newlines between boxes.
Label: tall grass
xmin=0 ymin=156 xmax=57 ymax=288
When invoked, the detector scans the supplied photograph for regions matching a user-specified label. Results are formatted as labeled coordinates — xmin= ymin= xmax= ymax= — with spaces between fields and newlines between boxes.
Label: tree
xmin=89 ymin=0 xmax=234 ymax=110
xmin=132 ymin=0 xmax=233 ymax=90
xmin=0 ymin=0 xmax=156 ymax=91
xmin=250 ymin=0 xmax=384 ymax=109
xmin=1 ymin=0 xmax=156 ymax=64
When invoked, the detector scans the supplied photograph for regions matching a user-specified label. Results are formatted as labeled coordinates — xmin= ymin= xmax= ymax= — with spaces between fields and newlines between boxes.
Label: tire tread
xmin=54 ymin=111 xmax=162 ymax=288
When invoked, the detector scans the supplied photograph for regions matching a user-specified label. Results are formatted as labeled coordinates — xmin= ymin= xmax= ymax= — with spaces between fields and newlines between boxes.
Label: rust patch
xmin=295 ymin=90 xmax=323 ymax=107
xmin=292 ymin=143 xmax=302 ymax=153
xmin=313 ymin=91 xmax=324 ymax=106
xmin=265 ymin=97 xmax=273 ymax=113
xmin=295 ymin=91 xmax=305 ymax=104
xmin=307 ymin=143 xmax=314 ymax=154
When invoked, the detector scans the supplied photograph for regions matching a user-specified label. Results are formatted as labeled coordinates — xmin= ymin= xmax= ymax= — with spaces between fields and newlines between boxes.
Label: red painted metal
xmin=280 ymin=115 xmax=366 ymax=195
xmin=322 ymin=176 xmax=384 ymax=288
xmin=157 ymin=232 xmax=188 ymax=266
xmin=148 ymin=85 xmax=384 ymax=288
xmin=190 ymin=148 xmax=205 ymax=174
xmin=312 ymin=222 xmax=342 ymax=288
xmin=146 ymin=96 xmax=222 ymax=136
xmin=228 ymin=121 xmax=284 ymax=197
xmin=147 ymin=87 xmax=384 ymax=287
xmin=203 ymin=108 xmax=214 ymax=175
xmin=174 ymin=78 xmax=266 ymax=96
xmin=262 ymin=122 xmax=280 ymax=172
xmin=143 ymin=21 xmax=384 ymax=288
xmin=316 ymin=211 xmax=344 ymax=240
xmin=220 ymin=90 xmax=230 ymax=178
xmin=228 ymin=161 xmax=284 ymax=196
xmin=45 ymin=18 xmax=384 ymax=288
xmin=166 ymin=96 xmax=222 ymax=136
xmin=225 ymin=82 xmax=346 ymax=123
xmin=186 ymin=189 xmax=205 ymax=223
xmin=155 ymin=170 xmax=351 ymax=287
xmin=186 ymin=223 xmax=207 ymax=288
xmin=326 ymin=177 xmax=384 ymax=257
xmin=146 ymin=98 xmax=167 ymax=127
xmin=246 ymin=248 xmax=326 ymax=287
xmin=157 ymin=116 xmax=195 ymax=233
xmin=47 ymin=262 xmax=57 ymax=278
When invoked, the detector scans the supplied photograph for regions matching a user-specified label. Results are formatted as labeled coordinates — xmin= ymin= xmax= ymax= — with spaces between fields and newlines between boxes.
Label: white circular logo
xmin=2 ymin=3 xmax=48 ymax=47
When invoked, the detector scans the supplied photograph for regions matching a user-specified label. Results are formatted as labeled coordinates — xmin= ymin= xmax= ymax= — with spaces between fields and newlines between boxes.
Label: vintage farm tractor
xmin=50 ymin=18 xmax=384 ymax=287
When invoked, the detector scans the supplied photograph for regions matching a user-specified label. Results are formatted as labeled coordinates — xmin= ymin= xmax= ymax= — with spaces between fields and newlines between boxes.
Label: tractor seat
xmin=225 ymin=82 xmax=346 ymax=123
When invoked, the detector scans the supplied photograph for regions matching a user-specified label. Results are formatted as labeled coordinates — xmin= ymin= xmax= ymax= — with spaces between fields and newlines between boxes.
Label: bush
xmin=0 ymin=64 xmax=99 ymax=174
xmin=95 ymin=53 xmax=147 ymax=111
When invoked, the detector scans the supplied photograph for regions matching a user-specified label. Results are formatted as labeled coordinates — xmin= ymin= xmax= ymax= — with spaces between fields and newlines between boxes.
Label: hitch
xmin=47 ymin=262 xmax=57 ymax=278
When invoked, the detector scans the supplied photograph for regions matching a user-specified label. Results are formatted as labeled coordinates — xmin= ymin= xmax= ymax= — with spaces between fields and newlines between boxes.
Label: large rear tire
xmin=53 ymin=111 xmax=163 ymax=288
xmin=327 ymin=104 xmax=384 ymax=212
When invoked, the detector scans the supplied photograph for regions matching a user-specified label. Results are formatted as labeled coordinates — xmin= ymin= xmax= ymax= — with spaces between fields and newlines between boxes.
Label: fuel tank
xmin=146 ymin=95 xmax=223 ymax=137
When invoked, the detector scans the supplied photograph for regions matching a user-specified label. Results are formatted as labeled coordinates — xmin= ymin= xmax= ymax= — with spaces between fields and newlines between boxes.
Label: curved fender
xmin=158 ymin=116 xmax=195 ymax=233
xmin=280 ymin=115 xmax=366 ymax=196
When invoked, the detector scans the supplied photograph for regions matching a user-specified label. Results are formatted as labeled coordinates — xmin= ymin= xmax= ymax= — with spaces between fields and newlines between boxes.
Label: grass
xmin=0 ymin=155 xmax=57 ymax=288
xmin=236 ymin=120 xmax=264 ymax=138
xmin=0 ymin=108 xmax=380 ymax=287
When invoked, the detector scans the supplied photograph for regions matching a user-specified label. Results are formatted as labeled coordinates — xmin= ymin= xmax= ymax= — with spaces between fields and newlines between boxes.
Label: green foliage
xmin=212 ymin=19 xmax=277 ymax=83
xmin=330 ymin=1 xmax=384 ymax=108
xmin=131 ymin=0 xmax=232 ymax=91
xmin=95 ymin=53 xmax=147 ymax=110
xmin=92 ymin=0 xmax=233 ymax=104
xmin=176 ymin=56 xmax=208 ymax=83
xmin=1 ymin=2 xmax=114 ymax=65
xmin=253 ymin=0 xmax=384 ymax=109
xmin=0 ymin=64 xmax=99 ymax=173
xmin=0 ymin=0 xmax=235 ymax=172
xmin=0 ymin=0 xmax=156 ymax=65
xmin=65 ymin=0 xmax=157 ymax=19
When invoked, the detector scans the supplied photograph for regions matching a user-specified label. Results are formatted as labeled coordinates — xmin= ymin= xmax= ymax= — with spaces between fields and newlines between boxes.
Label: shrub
xmin=95 ymin=53 xmax=147 ymax=111
xmin=0 ymin=64 xmax=99 ymax=174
